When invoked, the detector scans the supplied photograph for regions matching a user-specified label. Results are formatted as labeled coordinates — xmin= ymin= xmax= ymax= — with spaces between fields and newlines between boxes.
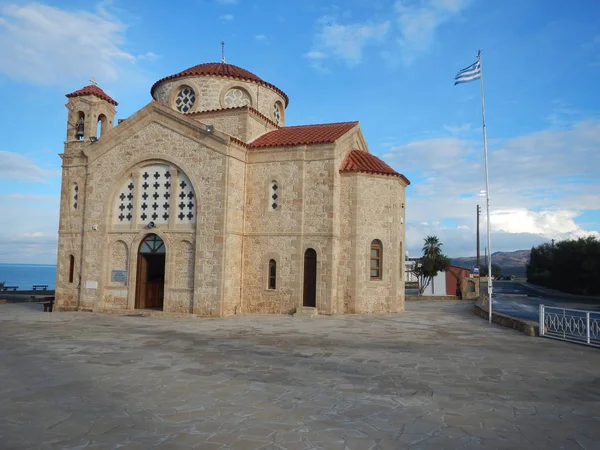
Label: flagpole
xmin=478 ymin=50 xmax=493 ymax=323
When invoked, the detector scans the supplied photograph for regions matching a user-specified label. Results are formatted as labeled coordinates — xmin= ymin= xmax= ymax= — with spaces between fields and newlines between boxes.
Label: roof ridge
xmin=150 ymin=62 xmax=289 ymax=106
xmin=340 ymin=149 xmax=411 ymax=185
xmin=248 ymin=121 xmax=358 ymax=149
xmin=279 ymin=120 xmax=359 ymax=129
xmin=66 ymin=85 xmax=118 ymax=106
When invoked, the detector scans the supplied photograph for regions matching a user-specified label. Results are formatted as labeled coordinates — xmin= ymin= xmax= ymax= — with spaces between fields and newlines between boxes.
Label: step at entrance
xmin=294 ymin=306 xmax=318 ymax=318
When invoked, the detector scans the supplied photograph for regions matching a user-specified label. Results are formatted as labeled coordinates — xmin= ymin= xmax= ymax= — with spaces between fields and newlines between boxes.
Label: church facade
xmin=55 ymin=62 xmax=410 ymax=316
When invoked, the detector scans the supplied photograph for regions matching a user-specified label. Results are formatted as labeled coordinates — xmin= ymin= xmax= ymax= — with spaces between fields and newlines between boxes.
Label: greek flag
xmin=454 ymin=60 xmax=481 ymax=85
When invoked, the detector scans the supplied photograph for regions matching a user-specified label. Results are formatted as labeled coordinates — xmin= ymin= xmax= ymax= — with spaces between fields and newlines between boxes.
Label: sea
xmin=0 ymin=264 xmax=57 ymax=290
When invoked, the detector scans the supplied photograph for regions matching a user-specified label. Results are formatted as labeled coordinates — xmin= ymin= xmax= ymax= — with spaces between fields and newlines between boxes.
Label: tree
xmin=411 ymin=236 xmax=451 ymax=295
xmin=480 ymin=264 xmax=502 ymax=278
xmin=527 ymin=237 xmax=600 ymax=295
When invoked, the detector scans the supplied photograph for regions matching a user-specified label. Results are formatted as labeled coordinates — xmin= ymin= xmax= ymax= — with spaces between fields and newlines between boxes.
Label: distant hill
xmin=451 ymin=249 xmax=530 ymax=277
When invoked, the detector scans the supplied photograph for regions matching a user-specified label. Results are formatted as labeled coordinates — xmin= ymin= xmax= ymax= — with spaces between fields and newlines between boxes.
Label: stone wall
xmin=57 ymin=105 xmax=230 ymax=315
xmin=153 ymin=76 xmax=286 ymax=127
xmin=351 ymin=173 xmax=405 ymax=313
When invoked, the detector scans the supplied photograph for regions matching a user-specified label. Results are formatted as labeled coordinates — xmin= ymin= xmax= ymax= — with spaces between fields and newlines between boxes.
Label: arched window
xmin=268 ymin=259 xmax=277 ymax=290
xmin=270 ymin=180 xmax=279 ymax=210
xmin=224 ymin=87 xmax=251 ymax=107
xmin=73 ymin=183 xmax=79 ymax=210
xmin=75 ymin=111 xmax=85 ymax=140
xmin=272 ymin=101 xmax=283 ymax=125
xmin=370 ymin=240 xmax=382 ymax=280
xmin=68 ymin=255 xmax=75 ymax=283
xmin=97 ymin=114 xmax=107 ymax=138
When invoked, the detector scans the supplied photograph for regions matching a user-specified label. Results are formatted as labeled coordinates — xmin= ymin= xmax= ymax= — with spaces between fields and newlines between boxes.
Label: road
xmin=486 ymin=281 xmax=600 ymax=321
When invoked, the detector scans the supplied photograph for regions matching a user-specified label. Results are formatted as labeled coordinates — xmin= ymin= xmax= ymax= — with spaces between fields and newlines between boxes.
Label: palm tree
xmin=420 ymin=236 xmax=449 ymax=294
xmin=422 ymin=235 xmax=442 ymax=258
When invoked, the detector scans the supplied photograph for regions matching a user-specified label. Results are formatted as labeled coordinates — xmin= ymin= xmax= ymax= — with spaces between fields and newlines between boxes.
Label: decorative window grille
xmin=268 ymin=259 xmax=277 ymax=290
xmin=115 ymin=177 xmax=135 ymax=223
xmin=174 ymin=86 xmax=196 ymax=113
xmin=140 ymin=234 xmax=165 ymax=253
xmin=270 ymin=181 xmax=279 ymax=210
xmin=176 ymin=172 xmax=195 ymax=224
xmin=272 ymin=102 xmax=281 ymax=125
xmin=73 ymin=183 xmax=79 ymax=210
xmin=370 ymin=240 xmax=382 ymax=280
xmin=224 ymin=88 xmax=251 ymax=107
xmin=112 ymin=165 xmax=195 ymax=227
xmin=140 ymin=166 xmax=171 ymax=224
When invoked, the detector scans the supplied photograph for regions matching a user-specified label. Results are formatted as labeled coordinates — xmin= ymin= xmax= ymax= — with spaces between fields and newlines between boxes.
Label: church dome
xmin=151 ymin=62 xmax=288 ymax=106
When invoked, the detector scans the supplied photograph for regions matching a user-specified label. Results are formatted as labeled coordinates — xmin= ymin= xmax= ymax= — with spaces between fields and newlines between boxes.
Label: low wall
xmin=407 ymin=295 xmax=461 ymax=301
xmin=473 ymin=304 xmax=539 ymax=337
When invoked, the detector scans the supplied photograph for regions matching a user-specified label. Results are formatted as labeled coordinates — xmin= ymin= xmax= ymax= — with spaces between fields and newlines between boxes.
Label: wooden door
xmin=135 ymin=253 xmax=148 ymax=309
xmin=135 ymin=234 xmax=166 ymax=310
xmin=303 ymin=248 xmax=317 ymax=307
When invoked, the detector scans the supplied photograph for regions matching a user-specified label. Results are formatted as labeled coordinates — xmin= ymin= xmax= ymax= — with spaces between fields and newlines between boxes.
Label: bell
xmin=75 ymin=118 xmax=85 ymax=140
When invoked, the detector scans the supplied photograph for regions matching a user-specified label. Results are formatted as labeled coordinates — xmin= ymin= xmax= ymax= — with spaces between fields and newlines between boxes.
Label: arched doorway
xmin=135 ymin=234 xmax=165 ymax=310
xmin=303 ymin=248 xmax=317 ymax=307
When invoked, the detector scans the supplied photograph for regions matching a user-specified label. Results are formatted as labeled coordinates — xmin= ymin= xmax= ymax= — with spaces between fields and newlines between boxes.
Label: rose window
xmin=224 ymin=88 xmax=251 ymax=108
xmin=175 ymin=86 xmax=196 ymax=113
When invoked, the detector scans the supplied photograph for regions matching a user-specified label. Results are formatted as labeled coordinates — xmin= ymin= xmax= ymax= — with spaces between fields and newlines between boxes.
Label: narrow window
xmin=370 ymin=240 xmax=382 ymax=280
xmin=73 ymin=183 xmax=79 ymax=210
xmin=270 ymin=181 xmax=279 ymax=210
xmin=268 ymin=259 xmax=277 ymax=290
xmin=68 ymin=255 xmax=75 ymax=283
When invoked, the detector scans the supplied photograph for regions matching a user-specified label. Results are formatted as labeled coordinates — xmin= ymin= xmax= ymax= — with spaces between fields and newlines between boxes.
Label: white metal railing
xmin=539 ymin=305 xmax=600 ymax=348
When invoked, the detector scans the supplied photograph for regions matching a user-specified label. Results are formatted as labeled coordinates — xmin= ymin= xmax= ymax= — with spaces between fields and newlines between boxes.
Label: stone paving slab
xmin=1 ymin=301 xmax=600 ymax=449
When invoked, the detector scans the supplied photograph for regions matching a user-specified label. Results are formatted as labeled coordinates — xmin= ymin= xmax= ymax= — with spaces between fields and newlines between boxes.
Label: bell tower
xmin=65 ymin=81 xmax=118 ymax=142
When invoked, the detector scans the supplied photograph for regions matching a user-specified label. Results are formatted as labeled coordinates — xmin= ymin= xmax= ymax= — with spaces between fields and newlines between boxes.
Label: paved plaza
xmin=1 ymin=301 xmax=599 ymax=449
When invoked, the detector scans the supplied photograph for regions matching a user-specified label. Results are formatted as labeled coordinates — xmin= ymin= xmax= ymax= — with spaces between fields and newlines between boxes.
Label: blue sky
xmin=0 ymin=0 xmax=599 ymax=263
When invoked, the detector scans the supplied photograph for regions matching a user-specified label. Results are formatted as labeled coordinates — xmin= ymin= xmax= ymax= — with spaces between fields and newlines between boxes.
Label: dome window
xmin=224 ymin=88 xmax=251 ymax=108
xmin=174 ymin=86 xmax=196 ymax=113
xmin=273 ymin=102 xmax=282 ymax=125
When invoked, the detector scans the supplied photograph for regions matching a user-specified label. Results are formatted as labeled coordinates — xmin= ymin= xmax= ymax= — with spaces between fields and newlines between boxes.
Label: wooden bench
xmin=2 ymin=286 xmax=18 ymax=291
xmin=32 ymin=285 xmax=48 ymax=291
xmin=42 ymin=297 xmax=55 ymax=312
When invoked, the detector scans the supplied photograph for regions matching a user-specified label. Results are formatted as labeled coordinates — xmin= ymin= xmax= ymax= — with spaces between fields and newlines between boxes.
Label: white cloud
xmin=491 ymin=209 xmax=600 ymax=240
xmin=137 ymin=51 xmax=159 ymax=60
xmin=219 ymin=14 xmax=234 ymax=21
xmin=394 ymin=0 xmax=470 ymax=64
xmin=3 ymin=193 xmax=59 ymax=202
xmin=308 ymin=17 xmax=390 ymax=68
xmin=443 ymin=123 xmax=471 ymax=135
xmin=0 ymin=151 xmax=59 ymax=183
xmin=0 ymin=203 xmax=59 ymax=264
xmin=306 ymin=0 xmax=470 ymax=70
xmin=255 ymin=34 xmax=267 ymax=41
xmin=384 ymin=118 xmax=600 ymax=256
xmin=0 ymin=3 xmax=135 ymax=85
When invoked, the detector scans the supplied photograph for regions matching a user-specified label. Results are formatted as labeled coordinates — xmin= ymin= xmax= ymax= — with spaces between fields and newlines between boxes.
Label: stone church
xmin=55 ymin=61 xmax=410 ymax=316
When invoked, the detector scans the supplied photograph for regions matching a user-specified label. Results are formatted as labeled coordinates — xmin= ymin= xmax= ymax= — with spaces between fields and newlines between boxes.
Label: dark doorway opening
xmin=135 ymin=234 xmax=165 ymax=310
xmin=303 ymin=248 xmax=317 ymax=307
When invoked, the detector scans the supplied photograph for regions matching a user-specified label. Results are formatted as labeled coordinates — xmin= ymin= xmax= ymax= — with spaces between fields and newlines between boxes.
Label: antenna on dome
xmin=220 ymin=41 xmax=226 ymax=64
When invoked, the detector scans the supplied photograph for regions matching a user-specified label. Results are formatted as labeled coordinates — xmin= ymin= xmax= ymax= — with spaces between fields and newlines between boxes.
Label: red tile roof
xmin=249 ymin=121 xmax=358 ymax=149
xmin=66 ymin=85 xmax=118 ymax=106
xmin=340 ymin=150 xmax=411 ymax=184
xmin=151 ymin=62 xmax=289 ymax=106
